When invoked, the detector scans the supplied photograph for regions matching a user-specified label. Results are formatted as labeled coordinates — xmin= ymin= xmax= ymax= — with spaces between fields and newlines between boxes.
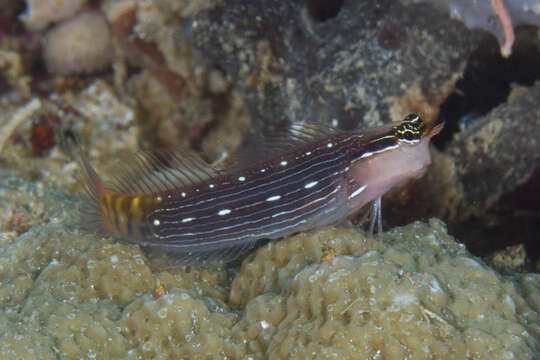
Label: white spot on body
xmin=218 ymin=209 xmax=231 ymax=216
xmin=181 ymin=192 xmax=186 ymax=198
xmin=238 ymin=176 xmax=246 ymax=182
xmin=181 ymin=217 xmax=195 ymax=223
xmin=305 ymin=151 xmax=312 ymax=156
xmin=280 ymin=160 xmax=288 ymax=166
xmin=260 ymin=168 xmax=266 ymax=173
xmin=348 ymin=184 xmax=367 ymax=199
xmin=209 ymin=184 xmax=215 ymax=189
xmin=156 ymin=195 xmax=162 ymax=201
xmin=266 ymin=195 xmax=281 ymax=202
xmin=167 ymin=194 xmax=172 ymax=199
xmin=327 ymin=142 xmax=333 ymax=148
xmin=153 ymin=219 xmax=161 ymax=226
xmin=304 ymin=181 xmax=318 ymax=189
xmin=331 ymin=118 xmax=339 ymax=127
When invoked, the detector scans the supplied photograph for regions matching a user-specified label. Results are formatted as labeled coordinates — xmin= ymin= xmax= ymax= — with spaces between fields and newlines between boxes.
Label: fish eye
xmin=393 ymin=113 xmax=424 ymax=144
xmin=404 ymin=131 xmax=414 ymax=141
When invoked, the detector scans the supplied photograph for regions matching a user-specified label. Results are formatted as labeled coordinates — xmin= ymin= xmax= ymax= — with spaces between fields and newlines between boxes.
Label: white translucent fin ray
xmin=235 ymin=121 xmax=339 ymax=165
xmin=368 ymin=197 xmax=383 ymax=240
xmin=106 ymin=150 xmax=222 ymax=195
xmin=109 ymin=174 xmax=132 ymax=194
xmin=133 ymin=153 xmax=166 ymax=191
xmin=177 ymin=155 xmax=207 ymax=182
xmin=78 ymin=149 xmax=101 ymax=201
xmin=145 ymin=152 xmax=189 ymax=187
xmin=77 ymin=151 xmax=110 ymax=235
xmin=167 ymin=152 xmax=221 ymax=183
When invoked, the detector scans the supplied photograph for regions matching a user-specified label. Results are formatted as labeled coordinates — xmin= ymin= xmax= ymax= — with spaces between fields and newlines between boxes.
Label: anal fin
xmin=140 ymin=239 xmax=260 ymax=268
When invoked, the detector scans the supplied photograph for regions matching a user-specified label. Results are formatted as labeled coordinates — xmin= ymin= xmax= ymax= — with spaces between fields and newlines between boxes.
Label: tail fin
xmin=61 ymin=132 xmax=111 ymax=202
xmin=76 ymin=145 xmax=115 ymax=236
xmin=78 ymin=147 xmax=107 ymax=201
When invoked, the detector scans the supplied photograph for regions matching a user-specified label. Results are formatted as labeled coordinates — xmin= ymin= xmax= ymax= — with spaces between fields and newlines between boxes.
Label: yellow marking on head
xmin=393 ymin=113 xmax=425 ymax=145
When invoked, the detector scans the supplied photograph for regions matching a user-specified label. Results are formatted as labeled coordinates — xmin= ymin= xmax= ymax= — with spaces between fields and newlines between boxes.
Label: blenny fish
xmin=80 ymin=114 xmax=443 ymax=265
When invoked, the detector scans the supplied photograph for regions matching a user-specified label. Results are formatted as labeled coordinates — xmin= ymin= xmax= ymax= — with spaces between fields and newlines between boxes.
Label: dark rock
xmin=186 ymin=0 xmax=485 ymax=134
xmin=450 ymin=81 xmax=540 ymax=219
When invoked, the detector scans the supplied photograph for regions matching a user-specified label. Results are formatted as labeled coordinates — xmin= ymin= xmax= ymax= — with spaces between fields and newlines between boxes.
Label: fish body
xmin=80 ymin=114 xmax=442 ymax=265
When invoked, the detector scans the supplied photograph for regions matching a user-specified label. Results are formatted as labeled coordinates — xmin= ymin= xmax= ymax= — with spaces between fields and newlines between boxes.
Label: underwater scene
xmin=0 ymin=0 xmax=539 ymax=359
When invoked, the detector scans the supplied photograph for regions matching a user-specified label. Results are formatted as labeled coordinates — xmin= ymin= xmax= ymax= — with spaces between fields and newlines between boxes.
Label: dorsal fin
xmin=106 ymin=150 xmax=223 ymax=195
xmin=234 ymin=121 xmax=338 ymax=165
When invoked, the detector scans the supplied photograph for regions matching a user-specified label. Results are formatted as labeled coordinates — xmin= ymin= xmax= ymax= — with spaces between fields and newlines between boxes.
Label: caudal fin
xmin=76 ymin=147 xmax=115 ymax=235
xmin=78 ymin=148 xmax=108 ymax=201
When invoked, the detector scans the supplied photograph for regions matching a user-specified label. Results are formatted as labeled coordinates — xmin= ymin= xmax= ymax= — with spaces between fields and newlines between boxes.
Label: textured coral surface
xmin=0 ymin=168 xmax=538 ymax=358
xmin=231 ymin=221 xmax=539 ymax=359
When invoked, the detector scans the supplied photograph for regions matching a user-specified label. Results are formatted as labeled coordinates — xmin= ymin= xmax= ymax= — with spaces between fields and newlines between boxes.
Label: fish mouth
xmin=427 ymin=121 xmax=445 ymax=138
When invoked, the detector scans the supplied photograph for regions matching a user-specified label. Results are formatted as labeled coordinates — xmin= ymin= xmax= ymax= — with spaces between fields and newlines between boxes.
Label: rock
xmin=21 ymin=0 xmax=87 ymax=31
xmin=43 ymin=11 xmax=113 ymax=75
xmin=186 ymin=0 xmax=485 ymax=135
